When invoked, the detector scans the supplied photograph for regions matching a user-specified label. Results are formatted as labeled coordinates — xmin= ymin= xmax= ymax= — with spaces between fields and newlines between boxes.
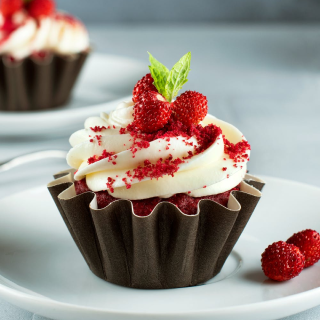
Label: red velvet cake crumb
xmin=223 ymin=137 xmax=251 ymax=163
xmin=95 ymin=191 xmax=117 ymax=209
xmin=90 ymin=126 xmax=107 ymax=132
xmin=129 ymin=156 xmax=184 ymax=182
xmin=74 ymin=179 xmax=241 ymax=215
xmin=87 ymin=150 xmax=116 ymax=165
xmin=106 ymin=177 xmax=115 ymax=193
xmin=164 ymin=185 xmax=239 ymax=215
xmin=74 ymin=179 xmax=90 ymax=194
xmin=131 ymin=197 xmax=161 ymax=216
xmin=118 ymin=119 xmax=222 ymax=168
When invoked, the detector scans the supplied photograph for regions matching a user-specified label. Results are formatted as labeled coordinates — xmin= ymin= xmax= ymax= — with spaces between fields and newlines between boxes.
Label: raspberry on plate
xmin=133 ymin=90 xmax=172 ymax=133
xmin=261 ymin=241 xmax=305 ymax=281
xmin=173 ymin=91 xmax=208 ymax=126
xmin=0 ymin=0 xmax=23 ymax=16
xmin=132 ymin=73 xmax=157 ymax=103
xmin=287 ymin=229 xmax=320 ymax=268
xmin=28 ymin=0 xmax=55 ymax=18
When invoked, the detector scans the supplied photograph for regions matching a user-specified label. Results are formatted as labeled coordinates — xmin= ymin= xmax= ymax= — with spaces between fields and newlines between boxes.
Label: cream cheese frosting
xmin=67 ymin=100 xmax=250 ymax=200
xmin=0 ymin=10 xmax=89 ymax=59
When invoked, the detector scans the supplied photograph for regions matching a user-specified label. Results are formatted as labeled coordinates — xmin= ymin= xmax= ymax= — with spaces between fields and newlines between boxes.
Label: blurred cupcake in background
xmin=0 ymin=0 xmax=90 ymax=111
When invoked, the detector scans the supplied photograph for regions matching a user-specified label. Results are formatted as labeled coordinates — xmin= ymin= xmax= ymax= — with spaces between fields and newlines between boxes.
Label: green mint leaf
xmin=165 ymin=52 xmax=191 ymax=102
xmin=148 ymin=52 xmax=169 ymax=98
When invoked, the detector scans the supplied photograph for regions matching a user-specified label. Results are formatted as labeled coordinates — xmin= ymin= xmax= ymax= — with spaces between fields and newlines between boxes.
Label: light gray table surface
xmin=1 ymin=24 xmax=320 ymax=320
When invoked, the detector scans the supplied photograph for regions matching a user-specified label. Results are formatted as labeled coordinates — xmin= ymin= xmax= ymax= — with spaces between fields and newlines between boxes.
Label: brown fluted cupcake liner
xmin=0 ymin=51 xmax=89 ymax=111
xmin=48 ymin=169 xmax=264 ymax=289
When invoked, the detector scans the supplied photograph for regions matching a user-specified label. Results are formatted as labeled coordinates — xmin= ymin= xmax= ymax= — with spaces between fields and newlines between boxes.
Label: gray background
xmin=56 ymin=0 xmax=320 ymax=23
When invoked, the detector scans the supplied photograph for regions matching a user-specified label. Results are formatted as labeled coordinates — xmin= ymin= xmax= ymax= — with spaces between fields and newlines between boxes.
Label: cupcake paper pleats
xmin=0 ymin=51 xmax=89 ymax=111
xmin=48 ymin=169 xmax=264 ymax=289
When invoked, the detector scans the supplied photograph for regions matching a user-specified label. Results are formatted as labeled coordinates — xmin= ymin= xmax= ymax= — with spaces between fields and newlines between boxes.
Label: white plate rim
xmin=1 ymin=175 xmax=320 ymax=319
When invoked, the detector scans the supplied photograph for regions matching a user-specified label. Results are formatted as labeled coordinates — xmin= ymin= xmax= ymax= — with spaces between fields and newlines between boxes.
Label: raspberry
xmin=28 ymin=0 xmax=55 ymax=18
xmin=172 ymin=91 xmax=208 ymax=126
xmin=287 ymin=229 xmax=320 ymax=268
xmin=261 ymin=241 xmax=305 ymax=281
xmin=133 ymin=90 xmax=172 ymax=133
xmin=0 ymin=0 xmax=23 ymax=16
xmin=132 ymin=73 xmax=157 ymax=103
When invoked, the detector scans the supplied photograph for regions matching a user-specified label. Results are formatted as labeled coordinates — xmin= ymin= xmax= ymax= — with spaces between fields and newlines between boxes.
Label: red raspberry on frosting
xmin=28 ymin=0 xmax=55 ymax=18
xmin=0 ymin=0 xmax=23 ymax=16
xmin=132 ymin=73 xmax=157 ymax=103
xmin=173 ymin=91 xmax=208 ymax=126
xmin=133 ymin=90 xmax=172 ymax=133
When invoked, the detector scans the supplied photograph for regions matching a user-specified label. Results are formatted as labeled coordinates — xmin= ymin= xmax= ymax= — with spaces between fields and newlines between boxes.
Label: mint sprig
xmin=148 ymin=52 xmax=169 ymax=98
xmin=148 ymin=52 xmax=191 ymax=102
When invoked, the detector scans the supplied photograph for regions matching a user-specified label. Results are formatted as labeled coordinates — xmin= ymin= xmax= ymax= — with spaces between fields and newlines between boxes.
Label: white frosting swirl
xmin=0 ymin=11 xmax=89 ymax=59
xmin=67 ymin=100 xmax=250 ymax=200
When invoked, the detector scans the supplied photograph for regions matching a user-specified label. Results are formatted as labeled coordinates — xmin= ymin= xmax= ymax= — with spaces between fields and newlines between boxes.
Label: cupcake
xmin=0 ymin=0 xmax=90 ymax=111
xmin=48 ymin=52 xmax=264 ymax=289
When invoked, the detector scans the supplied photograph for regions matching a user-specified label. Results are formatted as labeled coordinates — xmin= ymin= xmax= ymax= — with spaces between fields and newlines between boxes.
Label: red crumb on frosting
xmin=223 ymin=137 xmax=251 ymax=163
xmin=127 ymin=155 xmax=184 ymax=182
xmin=120 ymin=119 xmax=222 ymax=160
xmin=87 ymin=150 xmax=116 ymax=165
xmin=122 ymin=177 xmax=132 ymax=189
xmin=95 ymin=135 xmax=102 ymax=146
xmin=90 ymin=126 xmax=107 ymax=132
xmin=106 ymin=177 xmax=115 ymax=193
xmin=74 ymin=179 xmax=240 ymax=215
xmin=222 ymin=167 xmax=227 ymax=171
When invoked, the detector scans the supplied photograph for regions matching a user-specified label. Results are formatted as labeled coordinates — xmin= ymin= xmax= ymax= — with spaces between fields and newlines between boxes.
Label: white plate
xmin=0 ymin=53 xmax=147 ymax=136
xmin=0 ymin=176 xmax=320 ymax=320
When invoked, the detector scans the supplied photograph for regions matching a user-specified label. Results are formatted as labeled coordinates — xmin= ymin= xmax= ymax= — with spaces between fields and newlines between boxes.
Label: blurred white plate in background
xmin=1 ymin=176 xmax=320 ymax=320
xmin=0 ymin=53 xmax=147 ymax=137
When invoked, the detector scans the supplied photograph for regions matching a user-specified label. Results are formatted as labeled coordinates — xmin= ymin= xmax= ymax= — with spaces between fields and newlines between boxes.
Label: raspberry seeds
xmin=261 ymin=229 xmax=320 ymax=281
xmin=132 ymin=52 xmax=209 ymax=133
